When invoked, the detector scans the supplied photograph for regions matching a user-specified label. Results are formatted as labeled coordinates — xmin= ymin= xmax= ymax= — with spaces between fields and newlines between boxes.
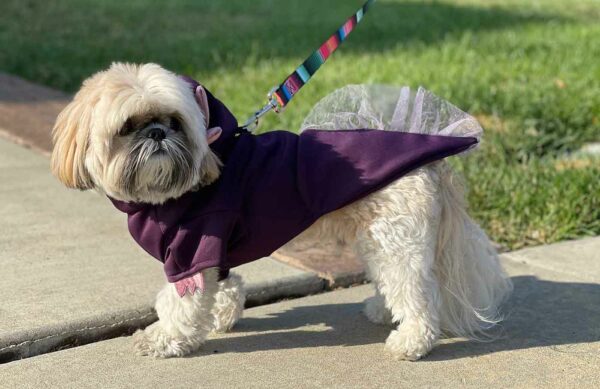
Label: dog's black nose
xmin=148 ymin=127 xmax=166 ymax=142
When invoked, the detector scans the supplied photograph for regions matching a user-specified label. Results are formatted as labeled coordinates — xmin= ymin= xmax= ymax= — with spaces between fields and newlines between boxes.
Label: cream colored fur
xmin=51 ymin=62 xmax=512 ymax=361
xmin=51 ymin=62 xmax=220 ymax=203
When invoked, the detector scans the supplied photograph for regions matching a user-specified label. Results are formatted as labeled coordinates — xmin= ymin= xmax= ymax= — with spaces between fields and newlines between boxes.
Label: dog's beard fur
xmin=113 ymin=119 xmax=198 ymax=203
xmin=51 ymin=62 xmax=221 ymax=204
xmin=123 ymin=135 xmax=194 ymax=196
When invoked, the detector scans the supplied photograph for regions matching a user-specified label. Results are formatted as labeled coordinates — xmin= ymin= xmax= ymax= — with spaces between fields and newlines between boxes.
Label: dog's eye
xmin=118 ymin=118 xmax=134 ymax=136
xmin=170 ymin=116 xmax=183 ymax=132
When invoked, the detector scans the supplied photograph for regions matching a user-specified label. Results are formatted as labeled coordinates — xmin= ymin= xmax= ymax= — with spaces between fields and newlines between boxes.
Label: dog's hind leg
xmin=355 ymin=168 xmax=443 ymax=361
xmin=132 ymin=268 xmax=219 ymax=358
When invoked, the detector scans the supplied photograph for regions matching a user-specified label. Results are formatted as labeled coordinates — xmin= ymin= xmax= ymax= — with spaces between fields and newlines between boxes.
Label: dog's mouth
xmin=118 ymin=134 xmax=197 ymax=200
xmin=151 ymin=147 xmax=167 ymax=156
xmin=141 ymin=136 xmax=179 ymax=156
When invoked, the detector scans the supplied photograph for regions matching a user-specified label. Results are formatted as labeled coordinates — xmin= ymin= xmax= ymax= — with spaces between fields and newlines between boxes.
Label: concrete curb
xmin=0 ymin=272 xmax=346 ymax=364
xmin=0 ymin=308 xmax=157 ymax=364
xmin=245 ymin=273 xmax=326 ymax=308
xmin=5 ymin=237 xmax=597 ymax=364
xmin=3 ymin=259 xmax=600 ymax=389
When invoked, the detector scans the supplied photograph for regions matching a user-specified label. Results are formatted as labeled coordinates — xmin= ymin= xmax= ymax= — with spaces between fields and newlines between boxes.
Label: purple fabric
xmin=110 ymin=81 xmax=477 ymax=282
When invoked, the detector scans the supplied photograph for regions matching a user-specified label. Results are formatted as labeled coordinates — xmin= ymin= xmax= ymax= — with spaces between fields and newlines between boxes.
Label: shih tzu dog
xmin=50 ymin=62 xmax=512 ymax=361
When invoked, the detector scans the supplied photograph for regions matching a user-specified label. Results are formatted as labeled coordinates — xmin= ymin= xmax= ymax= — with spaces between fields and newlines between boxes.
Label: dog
xmin=50 ymin=62 xmax=512 ymax=361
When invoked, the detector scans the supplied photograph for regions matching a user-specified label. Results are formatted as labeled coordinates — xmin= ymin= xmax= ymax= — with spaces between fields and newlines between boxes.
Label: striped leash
xmin=242 ymin=0 xmax=376 ymax=131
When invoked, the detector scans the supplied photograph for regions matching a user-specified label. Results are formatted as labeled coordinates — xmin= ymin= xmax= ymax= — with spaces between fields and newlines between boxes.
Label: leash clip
xmin=242 ymin=86 xmax=281 ymax=131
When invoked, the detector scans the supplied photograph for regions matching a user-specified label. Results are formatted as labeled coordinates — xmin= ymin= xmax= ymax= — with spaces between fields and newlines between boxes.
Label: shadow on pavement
xmin=429 ymin=275 xmax=600 ymax=361
xmin=197 ymin=275 xmax=600 ymax=359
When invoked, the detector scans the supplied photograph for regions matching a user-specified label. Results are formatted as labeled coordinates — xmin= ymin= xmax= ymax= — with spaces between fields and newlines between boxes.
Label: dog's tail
xmin=434 ymin=162 xmax=512 ymax=339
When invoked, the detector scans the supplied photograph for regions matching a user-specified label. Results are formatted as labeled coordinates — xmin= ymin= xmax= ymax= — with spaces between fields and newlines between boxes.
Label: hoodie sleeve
xmin=163 ymin=211 xmax=239 ymax=282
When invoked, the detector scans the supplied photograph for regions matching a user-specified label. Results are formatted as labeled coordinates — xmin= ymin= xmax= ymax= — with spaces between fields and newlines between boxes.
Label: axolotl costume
xmin=110 ymin=79 xmax=483 ymax=287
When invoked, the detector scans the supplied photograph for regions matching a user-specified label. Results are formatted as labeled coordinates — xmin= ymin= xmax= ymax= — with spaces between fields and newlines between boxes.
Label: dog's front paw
xmin=132 ymin=323 xmax=196 ymax=358
xmin=212 ymin=274 xmax=245 ymax=333
xmin=212 ymin=307 xmax=242 ymax=334
xmin=384 ymin=324 xmax=437 ymax=361
xmin=212 ymin=294 xmax=244 ymax=334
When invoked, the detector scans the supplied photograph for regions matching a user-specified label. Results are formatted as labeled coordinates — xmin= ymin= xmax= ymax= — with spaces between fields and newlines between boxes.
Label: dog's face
xmin=51 ymin=63 xmax=220 ymax=204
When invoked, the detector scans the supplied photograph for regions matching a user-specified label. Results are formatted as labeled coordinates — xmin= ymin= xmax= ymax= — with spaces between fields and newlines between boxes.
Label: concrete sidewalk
xmin=2 ymin=239 xmax=600 ymax=388
xmin=0 ymin=138 xmax=323 ymax=362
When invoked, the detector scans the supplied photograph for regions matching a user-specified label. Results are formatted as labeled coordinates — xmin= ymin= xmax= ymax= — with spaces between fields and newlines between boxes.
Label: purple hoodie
xmin=111 ymin=80 xmax=477 ymax=282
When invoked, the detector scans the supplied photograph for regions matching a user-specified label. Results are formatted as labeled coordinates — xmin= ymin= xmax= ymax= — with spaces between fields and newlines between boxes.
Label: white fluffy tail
xmin=434 ymin=162 xmax=513 ymax=338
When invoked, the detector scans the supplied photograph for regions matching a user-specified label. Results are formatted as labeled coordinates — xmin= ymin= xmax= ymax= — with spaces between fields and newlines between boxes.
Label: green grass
xmin=1 ymin=0 xmax=598 ymax=249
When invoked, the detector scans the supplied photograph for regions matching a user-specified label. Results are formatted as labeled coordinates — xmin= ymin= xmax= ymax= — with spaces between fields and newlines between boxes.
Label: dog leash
xmin=241 ymin=0 xmax=376 ymax=131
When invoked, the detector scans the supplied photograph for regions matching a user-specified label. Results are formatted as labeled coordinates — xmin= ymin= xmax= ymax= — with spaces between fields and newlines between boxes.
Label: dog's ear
xmin=206 ymin=126 xmax=222 ymax=144
xmin=194 ymin=85 xmax=210 ymax=128
xmin=50 ymin=96 xmax=94 ymax=190
xmin=193 ymin=85 xmax=222 ymax=185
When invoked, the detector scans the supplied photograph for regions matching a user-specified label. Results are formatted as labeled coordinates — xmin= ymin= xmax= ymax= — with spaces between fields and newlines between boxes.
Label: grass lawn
xmin=1 ymin=0 xmax=598 ymax=249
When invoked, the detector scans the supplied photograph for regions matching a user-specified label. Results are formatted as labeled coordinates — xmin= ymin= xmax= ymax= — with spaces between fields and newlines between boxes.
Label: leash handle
xmin=242 ymin=0 xmax=376 ymax=131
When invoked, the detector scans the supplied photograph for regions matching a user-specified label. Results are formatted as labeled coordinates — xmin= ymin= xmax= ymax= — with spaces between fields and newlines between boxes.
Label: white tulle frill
xmin=301 ymin=85 xmax=482 ymax=153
